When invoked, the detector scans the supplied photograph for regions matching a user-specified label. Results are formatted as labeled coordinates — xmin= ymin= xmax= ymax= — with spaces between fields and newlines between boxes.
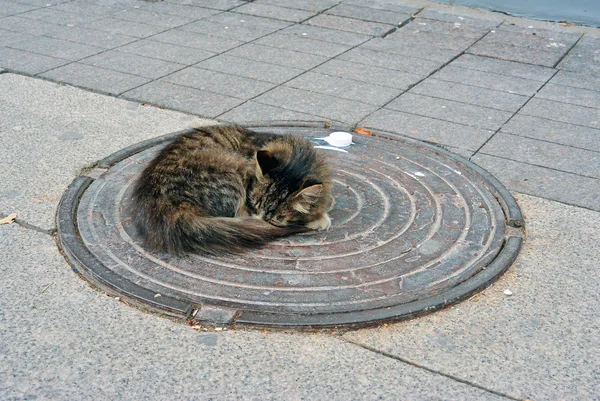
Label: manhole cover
xmin=57 ymin=122 xmax=524 ymax=329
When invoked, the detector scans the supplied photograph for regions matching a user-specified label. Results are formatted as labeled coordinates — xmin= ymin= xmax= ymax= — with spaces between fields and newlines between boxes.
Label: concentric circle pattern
xmin=58 ymin=123 xmax=524 ymax=328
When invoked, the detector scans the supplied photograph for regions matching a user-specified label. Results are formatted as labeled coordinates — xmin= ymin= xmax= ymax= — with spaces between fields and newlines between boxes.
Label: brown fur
xmin=132 ymin=125 xmax=333 ymax=255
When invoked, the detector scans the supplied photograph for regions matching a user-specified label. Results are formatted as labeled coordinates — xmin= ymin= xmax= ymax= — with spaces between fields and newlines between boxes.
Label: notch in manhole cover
xmin=57 ymin=122 xmax=524 ymax=329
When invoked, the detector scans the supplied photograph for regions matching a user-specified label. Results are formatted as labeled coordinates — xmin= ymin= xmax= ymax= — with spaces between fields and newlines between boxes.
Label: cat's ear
xmin=256 ymin=150 xmax=280 ymax=176
xmin=293 ymin=184 xmax=323 ymax=214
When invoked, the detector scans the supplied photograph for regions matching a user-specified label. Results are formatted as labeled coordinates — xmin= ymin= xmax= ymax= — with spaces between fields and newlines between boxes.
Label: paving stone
xmin=468 ymin=41 xmax=565 ymax=68
xmin=433 ymin=65 xmax=545 ymax=96
xmin=85 ymin=17 xmax=169 ymax=38
xmin=284 ymin=71 xmax=402 ymax=106
xmin=163 ymin=67 xmax=275 ymax=99
xmin=471 ymin=154 xmax=600 ymax=210
xmin=234 ymin=3 xmax=315 ymax=23
xmin=0 ymin=47 xmax=70 ymax=75
xmin=549 ymin=70 xmax=600 ymax=91
xmin=253 ymin=0 xmax=340 ymax=13
xmin=521 ymin=98 xmax=600 ymax=129
xmin=480 ymin=29 xmax=579 ymax=53
xmin=305 ymin=14 xmax=395 ymax=36
xmin=17 ymin=8 xmax=103 ymax=26
xmin=403 ymin=19 xmax=487 ymax=39
xmin=144 ymin=2 xmax=221 ymax=19
xmin=325 ymin=4 xmax=413 ymax=25
xmin=225 ymin=43 xmax=328 ymax=69
xmin=0 ymin=1 xmax=38 ymax=17
xmin=111 ymin=8 xmax=196 ymax=28
xmin=557 ymin=36 xmax=600 ymax=76
xmin=535 ymin=83 xmax=600 ymax=109
xmin=337 ymin=47 xmax=441 ymax=76
xmin=480 ymin=132 xmax=600 ymax=179
xmin=0 ymin=29 xmax=36 ymax=47
xmin=360 ymin=108 xmax=495 ymax=151
xmin=314 ymin=59 xmax=422 ymax=90
xmin=409 ymin=78 xmax=529 ymax=112
xmin=118 ymin=39 xmax=215 ymax=65
xmin=253 ymin=86 xmax=378 ymax=124
xmin=218 ymin=100 xmax=329 ymax=122
xmin=180 ymin=20 xmax=274 ymax=42
xmin=80 ymin=51 xmax=184 ymax=79
xmin=44 ymin=26 xmax=138 ymax=49
xmin=12 ymin=0 xmax=71 ymax=5
xmin=0 ymin=15 xmax=62 ymax=35
xmin=164 ymin=0 xmax=246 ymax=10
xmin=362 ymin=37 xmax=459 ymax=63
xmin=196 ymin=54 xmax=303 ymax=84
xmin=122 ymin=80 xmax=243 ymax=117
xmin=279 ymin=24 xmax=371 ymax=46
xmin=342 ymin=0 xmax=423 ymax=14
xmin=254 ymin=32 xmax=351 ymax=57
xmin=387 ymin=93 xmax=513 ymax=130
xmin=49 ymin=1 xmax=117 ymax=16
xmin=416 ymin=8 xmax=503 ymax=29
xmin=450 ymin=53 xmax=556 ymax=82
xmin=209 ymin=11 xmax=292 ymax=32
xmin=151 ymin=29 xmax=244 ymax=53
xmin=386 ymin=29 xmax=480 ymax=51
xmin=501 ymin=114 xmax=600 ymax=153
xmin=8 ymin=36 xmax=104 ymax=60
xmin=40 ymin=63 xmax=151 ymax=95
xmin=497 ymin=22 xmax=582 ymax=43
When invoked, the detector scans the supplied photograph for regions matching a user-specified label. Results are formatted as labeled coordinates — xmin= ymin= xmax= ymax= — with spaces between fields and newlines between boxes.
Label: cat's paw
xmin=307 ymin=213 xmax=331 ymax=231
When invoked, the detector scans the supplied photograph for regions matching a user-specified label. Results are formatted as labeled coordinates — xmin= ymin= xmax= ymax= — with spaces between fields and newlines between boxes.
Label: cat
xmin=131 ymin=125 xmax=334 ymax=256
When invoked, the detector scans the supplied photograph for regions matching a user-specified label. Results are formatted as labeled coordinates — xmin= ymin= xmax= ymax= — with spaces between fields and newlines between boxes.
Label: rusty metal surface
xmin=58 ymin=123 xmax=524 ymax=328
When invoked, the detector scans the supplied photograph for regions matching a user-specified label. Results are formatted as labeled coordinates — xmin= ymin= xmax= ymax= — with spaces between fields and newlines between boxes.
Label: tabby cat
xmin=132 ymin=125 xmax=333 ymax=256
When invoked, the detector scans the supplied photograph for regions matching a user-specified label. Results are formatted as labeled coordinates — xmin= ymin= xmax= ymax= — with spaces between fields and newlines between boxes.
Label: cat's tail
xmin=140 ymin=213 xmax=306 ymax=256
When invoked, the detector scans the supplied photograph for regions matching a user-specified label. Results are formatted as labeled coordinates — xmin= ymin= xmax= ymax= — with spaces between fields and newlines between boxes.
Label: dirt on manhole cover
xmin=57 ymin=122 xmax=524 ymax=329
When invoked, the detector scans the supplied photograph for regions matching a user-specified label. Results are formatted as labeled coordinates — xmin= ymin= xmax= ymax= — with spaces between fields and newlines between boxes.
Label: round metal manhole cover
xmin=57 ymin=123 xmax=524 ymax=329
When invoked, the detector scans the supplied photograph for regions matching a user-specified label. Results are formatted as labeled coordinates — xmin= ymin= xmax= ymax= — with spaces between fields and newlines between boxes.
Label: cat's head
xmin=249 ymin=136 xmax=334 ymax=231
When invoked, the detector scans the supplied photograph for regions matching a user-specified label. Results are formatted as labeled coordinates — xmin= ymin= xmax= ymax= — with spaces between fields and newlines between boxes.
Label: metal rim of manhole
xmin=57 ymin=122 xmax=524 ymax=330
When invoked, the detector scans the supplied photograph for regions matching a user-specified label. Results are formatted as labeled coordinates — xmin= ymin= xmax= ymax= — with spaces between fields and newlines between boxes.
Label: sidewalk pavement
xmin=0 ymin=0 xmax=599 ymax=399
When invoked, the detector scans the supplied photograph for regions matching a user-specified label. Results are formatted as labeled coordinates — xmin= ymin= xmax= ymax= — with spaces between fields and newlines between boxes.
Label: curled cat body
xmin=132 ymin=125 xmax=334 ymax=256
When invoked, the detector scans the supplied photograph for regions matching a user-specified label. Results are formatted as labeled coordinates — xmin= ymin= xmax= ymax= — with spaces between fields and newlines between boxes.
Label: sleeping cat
xmin=132 ymin=125 xmax=333 ymax=256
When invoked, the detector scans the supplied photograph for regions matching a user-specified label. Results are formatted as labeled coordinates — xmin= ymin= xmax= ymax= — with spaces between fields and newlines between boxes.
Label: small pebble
xmin=154 ymin=293 xmax=161 ymax=298
xmin=215 ymin=327 xmax=223 ymax=331
xmin=503 ymin=289 xmax=513 ymax=296
xmin=115 ymin=297 xmax=121 ymax=301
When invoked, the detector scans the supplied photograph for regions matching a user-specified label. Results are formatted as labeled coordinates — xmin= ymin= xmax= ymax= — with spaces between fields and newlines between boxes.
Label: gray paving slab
xmin=557 ymin=35 xmax=600 ymax=76
xmin=218 ymin=100 xmax=330 ymax=123
xmin=403 ymin=19 xmax=487 ymax=39
xmin=549 ymin=69 xmax=600 ymax=91
xmin=359 ymin=108 xmax=495 ymax=151
xmin=40 ymin=63 xmax=152 ymax=95
xmin=151 ymin=29 xmax=244 ymax=53
xmin=480 ymin=28 xmax=579 ymax=52
xmin=80 ymin=50 xmax=184 ymax=79
xmin=502 ymin=114 xmax=600 ymax=152
xmin=344 ymin=193 xmax=600 ymax=399
xmin=253 ymin=32 xmax=352 ymax=57
xmin=196 ymin=54 xmax=304 ymax=84
xmin=84 ymin=17 xmax=169 ymax=38
xmin=254 ymin=0 xmax=340 ymax=13
xmin=0 ymin=29 xmax=36 ymax=47
xmin=44 ymin=25 xmax=138 ymax=49
xmin=163 ymin=67 xmax=275 ymax=98
xmin=449 ymin=53 xmax=557 ymax=82
xmin=416 ymin=7 xmax=503 ymax=29
xmin=0 ymin=47 xmax=70 ymax=75
xmin=480 ymin=132 xmax=600 ymax=179
xmin=337 ymin=47 xmax=441 ymax=76
xmin=433 ymin=65 xmax=545 ymax=96
xmin=314 ymin=59 xmax=422 ymax=90
xmin=110 ymin=8 xmax=197 ymax=28
xmin=209 ymin=11 xmax=293 ymax=32
xmin=0 ymin=227 xmax=504 ymax=401
xmin=122 ymin=80 xmax=244 ymax=117
xmin=49 ymin=1 xmax=119 ymax=16
xmin=7 ymin=36 xmax=104 ymax=60
xmin=253 ymin=86 xmax=379 ymax=124
xmin=279 ymin=24 xmax=371 ymax=46
xmin=305 ymin=14 xmax=395 ymax=36
xmin=362 ymin=37 xmax=459 ymax=63
xmin=180 ymin=19 xmax=275 ymax=42
xmin=18 ymin=8 xmax=104 ymax=26
xmin=143 ymin=2 xmax=222 ymax=19
xmin=164 ymin=0 xmax=245 ymax=10
xmin=0 ymin=74 xmax=210 ymax=230
xmin=520 ymin=98 xmax=600 ymax=129
xmin=409 ymin=78 xmax=529 ymax=112
xmin=468 ymin=40 xmax=566 ymax=68
xmin=386 ymin=93 xmax=513 ymax=130
xmin=234 ymin=3 xmax=316 ymax=23
xmin=0 ymin=0 xmax=38 ymax=17
xmin=284 ymin=71 xmax=403 ymax=106
xmin=342 ymin=0 xmax=423 ymax=14
xmin=117 ymin=39 xmax=215 ymax=65
xmin=535 ymin=83 xmax=600 ymax=109
xmin=327 ymin=3 xmax=415 ymax=25
xmin=497 ymin=22 xmax=583 ymax=43
xmin=0 ymin=15 xmax=62 ymax=35
xmin=225 ymin=43 xmax=328 ymax=69
xmin=386 ymin=29 xmax=480 ymax=51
